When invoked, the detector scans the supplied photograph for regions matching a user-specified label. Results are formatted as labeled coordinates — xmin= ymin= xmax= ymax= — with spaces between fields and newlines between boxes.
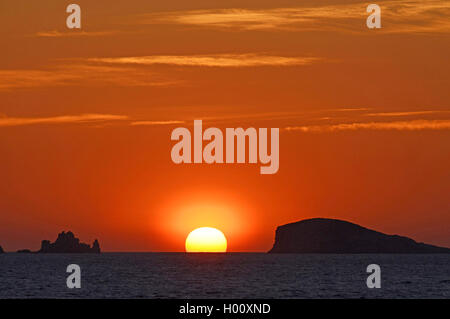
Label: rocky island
xmin=12 ymin=231 xmax=101 ymax=254
xmin=269 ymin=218 xmax=450 ymax=253
xmin=38 ymin=231 xmax=101 ymax=253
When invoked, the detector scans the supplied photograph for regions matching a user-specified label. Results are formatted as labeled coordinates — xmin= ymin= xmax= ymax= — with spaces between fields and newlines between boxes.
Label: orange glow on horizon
xmin=0 ymin=1 xmax=449 ymax=252
xmin=154 ymin=190 xmax=257 ymax=252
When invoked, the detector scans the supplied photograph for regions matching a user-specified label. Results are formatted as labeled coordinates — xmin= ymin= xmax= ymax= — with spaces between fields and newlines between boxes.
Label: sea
xmin=0 ymin=253 xmax=449 ymax=298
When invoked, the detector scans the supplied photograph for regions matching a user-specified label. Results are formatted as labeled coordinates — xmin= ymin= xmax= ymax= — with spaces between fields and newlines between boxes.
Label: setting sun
xmin=185 ymin=227 xmax=227 ymax=252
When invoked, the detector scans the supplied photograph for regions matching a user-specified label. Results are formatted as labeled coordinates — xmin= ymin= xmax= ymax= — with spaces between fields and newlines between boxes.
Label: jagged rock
xmin=38 ymin=231 xmax=101 ymax=253
xmin=92 ymin=239 xmax=101 ymax=253
xmin=0 ymin=245 xmax=4 ymax=253
xmin=269 ymin=218 xmax=450 ymax=253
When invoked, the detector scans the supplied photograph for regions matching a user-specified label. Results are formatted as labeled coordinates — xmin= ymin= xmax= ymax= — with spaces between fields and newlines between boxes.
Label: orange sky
xmin=0 ymin=0 xmax=449 ymax=252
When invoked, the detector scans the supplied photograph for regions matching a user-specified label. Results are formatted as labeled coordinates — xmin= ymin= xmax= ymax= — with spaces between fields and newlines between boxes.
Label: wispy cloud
xmin=130 ymin=120 xmax=185 ymax=126
xmin=333 ymin=108 xmax=372 ymax=112
xmin=0 ymin=53 xmax=319 ymax=90
xmin=0 ymin=69 xmax=79 ymax=90
xmin=285 ymin=120 xmax=450 ymax=132
xmin=0 ymin=114 xmax=128 ymax=127
xmin=89 ymin=54 xmax=321 ymax=67
xmin=142 ymin=6 xmax=359 ymax=31
xmin=142 ymin=0 xmax=450 ymax=34
xmin=366 ymin=111 xmax=447 ymax=117
xmin=127 ymin=109 xmax=371 ymax=126
xmin=0 ymin=65 xmax=178 ymax=90
xmin=35 ymin=30 xmax=116 ymax=38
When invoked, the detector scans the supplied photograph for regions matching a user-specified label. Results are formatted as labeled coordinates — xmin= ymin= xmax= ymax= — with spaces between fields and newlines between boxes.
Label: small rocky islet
xmin=0 ymin=231 xmax=101 ymax=254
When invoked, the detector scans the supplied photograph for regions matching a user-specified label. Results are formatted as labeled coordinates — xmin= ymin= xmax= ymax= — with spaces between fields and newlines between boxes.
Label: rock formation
xmin=269 ymin=218 xmax=450 ymax=253
xmin=38 ymin=231 xmax=101 ymax=253
xmin=0 ymin=245 xmax=4 ymax=253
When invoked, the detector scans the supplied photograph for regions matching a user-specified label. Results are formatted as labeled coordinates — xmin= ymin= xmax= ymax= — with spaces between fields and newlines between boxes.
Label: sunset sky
xmin=0 ymin=0 xmax=449 ymax=252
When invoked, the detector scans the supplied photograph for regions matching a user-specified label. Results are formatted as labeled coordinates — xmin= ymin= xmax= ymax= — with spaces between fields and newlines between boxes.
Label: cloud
xmin=141 ymin=0 xmax=450 ymax=34
xmin=35 ymin=30 xmax=116 ymax=37
xmin=142 ymin=6 xmax=359 ymax=31
xmin=0 ymin=69 xmax=80 ymax=90
xmin=0 ymin=114 xmax=128 ymax=127
xmin=0 ymin=53 xmax=318 ymax=90
xmin=285 ymin=120 xmax=450 ymax=132
xmin=333 ymin=108 xmax=372 ymax=112
xmin=88 ymin=54 xmax=321 ymax=67
xmin=130 ymin=120 xmax=185 ymax=126
xmin=142 ymin=5 xmax=364 ymax=30
xmin=366 ymin=111 xmax=447 ymax=117
xmin=0 ymin=65 xmax=178 ymax=90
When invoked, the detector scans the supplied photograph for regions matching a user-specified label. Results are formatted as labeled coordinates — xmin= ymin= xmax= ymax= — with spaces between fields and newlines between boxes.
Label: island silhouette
xmin=1 ymin=219 xmax=449 ymax=253
xmin=6 ymin=231 xmax=101 ymax=254
xmin=269 ymin=218 xmax=450 ymax=253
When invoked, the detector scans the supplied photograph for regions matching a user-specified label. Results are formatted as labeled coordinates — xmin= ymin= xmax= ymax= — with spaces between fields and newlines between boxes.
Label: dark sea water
xmin=0 ymin=253 xmax=449 ymax=298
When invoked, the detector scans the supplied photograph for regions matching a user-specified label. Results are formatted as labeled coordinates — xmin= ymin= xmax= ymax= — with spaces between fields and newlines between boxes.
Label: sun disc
xmin=185 ymin=227 xmax=227 ymax=252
